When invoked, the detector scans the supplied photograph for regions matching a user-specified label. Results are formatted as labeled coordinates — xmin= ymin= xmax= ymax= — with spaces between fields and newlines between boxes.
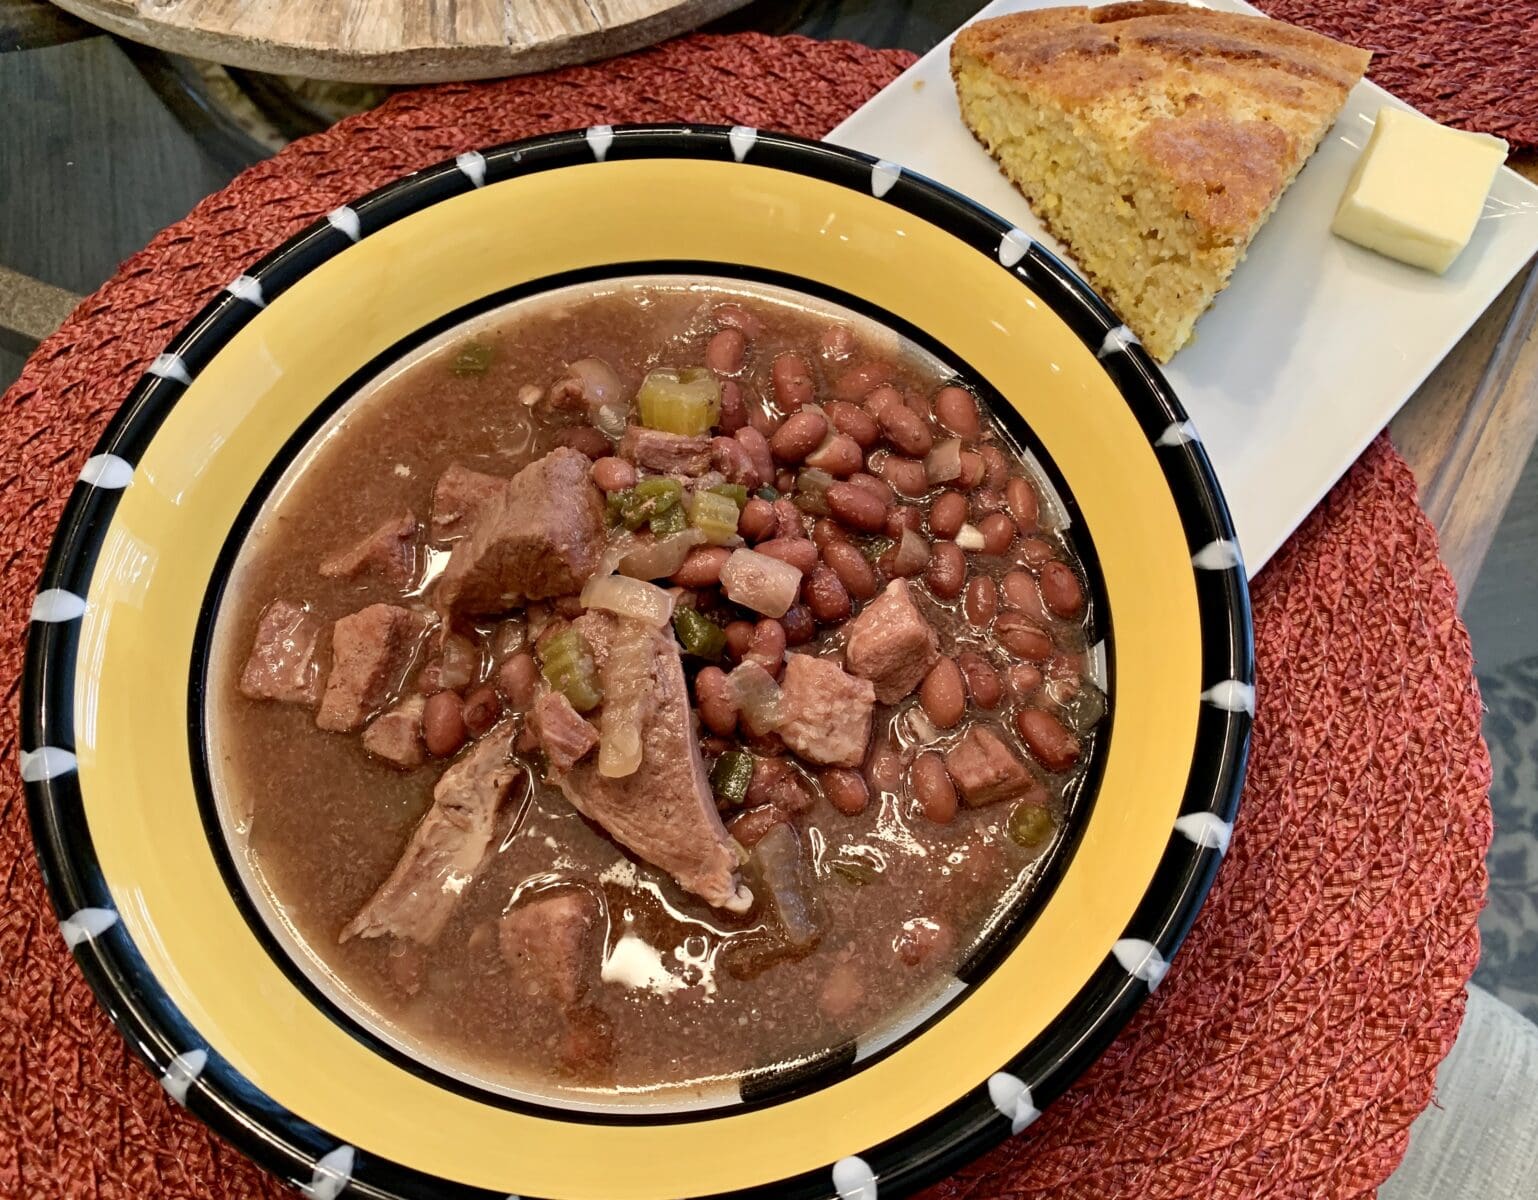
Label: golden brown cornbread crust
xmin=951 ymin=2 xmax=1370 ymax=359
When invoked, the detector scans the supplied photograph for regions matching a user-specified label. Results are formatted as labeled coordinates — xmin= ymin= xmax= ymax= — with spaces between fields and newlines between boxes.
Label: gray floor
xmin=2 ymin=22 xmax=1536 ymax=1022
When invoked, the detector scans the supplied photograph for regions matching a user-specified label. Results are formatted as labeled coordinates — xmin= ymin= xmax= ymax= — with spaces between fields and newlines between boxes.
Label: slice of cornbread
xmin=951 ymin=2 xmax=1370 ymax=361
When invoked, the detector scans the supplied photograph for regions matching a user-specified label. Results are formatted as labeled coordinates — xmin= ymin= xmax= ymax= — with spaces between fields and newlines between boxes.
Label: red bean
xmin=718 ymin=379 xmax=748 ymax=434
xmin=912 ymin=752 xmax=958 ymax=824
xmin=1040 ymin=561 xmax=1086 ymax=618
xmin=771 ymin=410 xmax=829 ymax=463
xmin=848 ymin=471 xmax=894 ymax=507
xmin=776 ymin=469 xmax=796 ymax=493
xmin=980 ymin=445 xmax=1010 ymax=489
xmin=834 ymin=361 xmax=892 ymax=402
xmin=739 ymin=497 xmax=777 ymax=542
xmin=711 ymin=435 xmax=758 ymax=489
xmin=462 ymin=686 xmax=502 ymax=736
xmin=735 ymin=426 xmax=774 ymax=486
xmin=995 ymin=613 xmax=1053 ymax=661
xmin=724 ymin=619 xmax=755 ymax=660
xmin=957 ymin=652 xmax=1004 ymax=709
xmin=780 ymin=604 xmax=815 ymax=646
xmin=706 ymin=327 xmax=746 ymax=374
xmin=823 ymin=538 xmax=878 ymax=600
xmin=906 ymin=390 xmax=934 ymax=426
xmin=1016 ymin=708 xmax=1081 ymax=772
xmin=497 ymin=652 xmax=538 ymax=711
xmin=925 ymin=541 xmax=965 ymax=599
xmin=877 ymin=453 xmax=930 ymax=498
xmin=884 ymin=504 xmax=923 ymax=540
xmin=957 ymin=450 xmax=985 ymax=490
xmin=1001 ymin=570 xmax=1050 ymax=623
xmin=557 ymin=425 xmax=611 ymax=459
xmin=696 ymin=666 xmax=739 ymax=736
xmin=803 ymin=565 xmax=852 ymax=624
xmin=745 ymin=619 xmax=787 ymax=675
xmin=920 ymin=658 xmax=966 ymax=728
xmin=879 ymin=402 xmax=934 ymax=458
xmin=771 ymin=353 xmax=815 ymax=411
xmin=826 ymin=400 xmax=879 ymax=448
xmin=826 ymin=481 xmax=889 ymax=533
xmin=714 ymin=302 xmax=764 ymax=338
xmin=934 ymin=386 xmax=981 ymax=439
xmin=964 ymin=576 xmax=998 ymax=626
xmin=1006 ymin=476 xmax=1040 ymax=532
xmin=865 ymin=742 xmax=902 ymax=793
xmin=805 ymin=432 xmax=863 ymax=477
xmin=970 ymin=487 xmax=1005 ymax=521
xmin=894 ymin=917 xmax=954 ymax=967
xmin=1016 ymin=537 xmax=1056 ymax=570
xmin=422 ymin=691 xmax=467 ymax=757
xmin=727 ymin=805 xmax=786 ymax=849
xmin=671 ymin=546 xmax=732 ymax=588
xmin=747 ymin=756 xmax=814 ymax=813
xmin=979 ymin=511 xmax=1017 ymax=555
xmin=756 ymin=537 xmax=819 ymax=574
xmin=810 ymin=518 xmax=845 ymax=552
xmin=750 ymin=407 xmax=781 ymax=438
xmin=1008 ymin=663 xmax=1044 ymax=699
xmin=772 ymin=498 xmax=804 ymax=539
xmin=591 ymin=456 xmax=636 ymax=492
xmin=929 ymin=491 xmax=967 ymax=539
xmin=820 ymin=325 xmax=856 ymax=361
xmin=861 ymin=383 xmax=903 ymax=419
xmin=822 ymin=767 xmax=870 ymax=816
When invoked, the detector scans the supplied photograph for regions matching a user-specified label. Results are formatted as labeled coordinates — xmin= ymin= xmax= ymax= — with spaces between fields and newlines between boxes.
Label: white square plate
xmin=827 ymin=0 xmax=1538 ymax=574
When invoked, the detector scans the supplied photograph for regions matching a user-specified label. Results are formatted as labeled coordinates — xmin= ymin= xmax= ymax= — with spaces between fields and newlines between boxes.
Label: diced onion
xmin=598 ymin=624 xmax=653 ymax=778
xmin=887 ymin=528 xmax=931 ymax=577
xmin=719 ymin=548 xmax=803 ymax=618
xmin=594 ymin=402 xmax=629 ymax=440
xmin=728 ymin=662 xmax=782 ymax=736
xmin=618 ymin=529 xmax=706 ymax=579
xmin=567 ymin=358 xmax=624 ymax=410
xmin=579 ymin=574 xmax=676 ymax=627
xmin=924 ymin=438 xmax=963 ymax=484
xmin=956 ymin=523 xmax=986 ymax=551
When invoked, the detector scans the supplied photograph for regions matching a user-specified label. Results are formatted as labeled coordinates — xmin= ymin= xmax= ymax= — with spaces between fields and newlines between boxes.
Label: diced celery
xmin=537 ymin=628 xmax=602 ymax=712
xmin=674 ymin=607 xmax=727 ymax=660
xmin=707 ymin=483 xmax=749 ymax=509
xmin=650 ymin=504 xmax=687 ymax=536
xmin=637 ymin=367 xmax=721 ymax=435
xmin=690 ymin=490 xmax=741 ymax=545
xmin=451 ymin=341 xmax=493 ymax=376
xmin=710 ymin=751 xmax=754 ymax=806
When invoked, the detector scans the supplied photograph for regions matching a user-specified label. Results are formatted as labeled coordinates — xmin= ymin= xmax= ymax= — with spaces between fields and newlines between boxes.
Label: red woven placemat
xmin=0 ymin=33 xmax=1492 ymax=1200
xmin=1252 ymin=0 xmax=1538 ymax=150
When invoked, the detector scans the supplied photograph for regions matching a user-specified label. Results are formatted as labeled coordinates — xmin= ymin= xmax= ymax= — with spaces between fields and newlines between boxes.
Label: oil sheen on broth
xmin=211 ymin=277 xmax=1105 ymax=1105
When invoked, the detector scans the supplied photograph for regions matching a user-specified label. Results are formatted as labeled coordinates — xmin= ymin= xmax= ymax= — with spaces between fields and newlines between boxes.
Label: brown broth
xmin=209 ymin=278 xmax=1101 ymax=1106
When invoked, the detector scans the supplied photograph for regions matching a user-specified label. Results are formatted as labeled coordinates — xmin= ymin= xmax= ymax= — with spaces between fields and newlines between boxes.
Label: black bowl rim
xmin=20 ymin=123 xmax=1254 ymax=1200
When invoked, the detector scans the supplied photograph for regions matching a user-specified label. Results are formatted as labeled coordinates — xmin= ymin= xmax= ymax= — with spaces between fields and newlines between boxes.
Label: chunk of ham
xmin=342 ymin=721 xmax=522 ymax=944
xmin=534 ymin=690 xmax=600 ymax=771
xmin=776 ymin=654 xmax=875 ymax=768
xmin=437 ymin=448 xmax=607 ymax=614
xmin=844 ymin=578 xmax=940 ymax=703
xmin=944 ymin=726 xmax=1033 ymax=807
xmin=619 ymin=426 xmax=713 ymax=475
xmin=431 ymin=465 xmax=505 ymax=537
xmin=499 ymin=888 xmax=600 ymax=1005
xmin=547 ymin=612 xmax=751 ymax=912
xmin=319 ymin=513 xmax=417 ymax=586
xmin=315 ymin=604 xmax=429 ymax=732
xmin=361 ymin=694 xmax=427 ymax=769
xmin=239 ymin=599 xmax=323 ymax=705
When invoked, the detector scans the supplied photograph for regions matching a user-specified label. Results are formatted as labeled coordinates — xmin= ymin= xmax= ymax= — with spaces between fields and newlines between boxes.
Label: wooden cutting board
xmin=47 ymin=0 xmax=751 ymax=82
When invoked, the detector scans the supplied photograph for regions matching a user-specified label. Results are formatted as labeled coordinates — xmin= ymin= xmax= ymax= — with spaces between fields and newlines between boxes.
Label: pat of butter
xmin=1332 ymin=107 xmax=1508 ymax=274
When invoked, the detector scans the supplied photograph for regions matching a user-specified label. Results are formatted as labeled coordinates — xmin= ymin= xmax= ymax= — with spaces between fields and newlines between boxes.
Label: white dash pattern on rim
xmin=1112 ymin=938 xmax=1170 ymax=991
xmin=31 ymin=589 xmax=86 ymax=622
xmin=1155 ymin=420 xmax=1200 ymax=446
xmin=456 ymin=150 xmax=487 ymax=187
xmin=832 ymin=1155 xmax=878 ymax=1200
xmin=160 ymin=1048 xmax=207 ymax=1106
xmin=1175 ymin=812 xmax=1233 ymax=855
xmin=586 ymin=124 xmax=614 ymax=161
xmin=147 ymin=353 xmax=192 ymax=385
xmin=871 ymin=160 xmax=902 ymax=198
xmin=728 ymin=125 xmax=758 ymax=162
xmin=326 ymin=206 xmax=361 ymax=242
xmin=987 ymin=1071 xmax=1041 ymax=1134
xmin=1192 ymin=539 xmax=1243 ymax=570
xmin=60 ymin=907 xmax=118 ymax=947
xmin=301 ymin=1145 xmax=357 ymax=1200
xmin=225 ymin=275 xmax=265 ymax=308
xmin=79 ymin=453 xmax=133 ymax=489
xmin=998 ymin=228 xmax=1032 ymax=268
xmin=1202 ymin=680 xmax=1256 ymax=715
xmin=1096 ymin=325 xmax=1139 ymax=358
xmin=20 ymin=746 xmax=77 ymax=782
